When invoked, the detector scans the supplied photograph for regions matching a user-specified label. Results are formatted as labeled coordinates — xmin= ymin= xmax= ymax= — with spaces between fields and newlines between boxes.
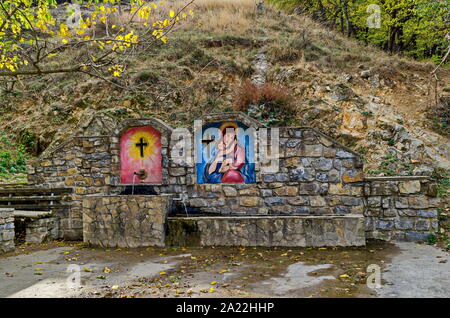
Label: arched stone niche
xmin=196 ymin=112 xmax=263 ymax=184
xmin=111 ymin=118 xmax=173 ymax=185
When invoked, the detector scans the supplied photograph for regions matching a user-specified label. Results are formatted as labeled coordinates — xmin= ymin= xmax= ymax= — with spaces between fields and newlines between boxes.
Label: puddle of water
xmin=259 ymin=262 xmax=336 ymax=296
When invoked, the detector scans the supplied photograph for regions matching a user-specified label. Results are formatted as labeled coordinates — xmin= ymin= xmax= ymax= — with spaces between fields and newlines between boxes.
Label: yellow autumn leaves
xmin=0 ymin=0 xmax=193 ymax=77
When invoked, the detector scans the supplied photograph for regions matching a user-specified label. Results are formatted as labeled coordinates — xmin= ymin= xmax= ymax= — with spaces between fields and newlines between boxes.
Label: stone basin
xmin=166 ymin=215 xmax=366 ymax=247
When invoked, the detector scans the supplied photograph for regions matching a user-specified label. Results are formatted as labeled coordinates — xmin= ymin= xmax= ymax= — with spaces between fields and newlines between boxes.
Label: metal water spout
xmin=134 ymin=169 xmax=147 ymax=180
xmin=132 ymin=169 xmax=147 ymax=195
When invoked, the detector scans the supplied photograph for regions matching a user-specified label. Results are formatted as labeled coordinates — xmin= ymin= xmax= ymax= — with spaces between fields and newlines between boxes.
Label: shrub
xmin=427 ymin=233 xmax=437 ymax=244
xmin=233 ymin=80 xmax=294 ymax=125
xmin=134 ymin=70 xmax=160 ymax=84
xmin=234 ymin=80 xmax=260 ymax=112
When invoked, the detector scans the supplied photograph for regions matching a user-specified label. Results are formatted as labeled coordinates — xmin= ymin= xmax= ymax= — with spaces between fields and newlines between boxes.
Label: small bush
xmin=0 ymin=149 xmax=27 ymax=175
xmin=233 ymin=80 xmax=294 ymax=125
xmin=433 ymin=168 xmax=449 ymax=197
xmin=427 ymin=233 xmax=437 ymax=244
xmin=134 ymin=70 xmax=160 ymax=84
xmin=427 ymin=96 xmax=449 ymax=137
xmin=234 ymin=80 xmax=260 ymax=112
xmin=19 ymin=130 xmax=36 ymax=154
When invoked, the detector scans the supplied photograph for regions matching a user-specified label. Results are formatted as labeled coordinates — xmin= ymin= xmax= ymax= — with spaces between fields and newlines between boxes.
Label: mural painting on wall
xmin=120 ymin=126 xmax=162 ymax=183
xmin=196 ymin=121 xmax=255 ymax=184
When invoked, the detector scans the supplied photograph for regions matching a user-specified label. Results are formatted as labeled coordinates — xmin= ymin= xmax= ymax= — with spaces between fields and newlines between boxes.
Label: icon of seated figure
xmin=204 ymin=123 xmax=251 ymax=184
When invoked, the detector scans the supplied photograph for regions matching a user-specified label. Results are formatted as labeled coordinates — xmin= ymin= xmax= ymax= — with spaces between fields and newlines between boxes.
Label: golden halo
xmin=219 ymin=122 xmax=239 ymax=136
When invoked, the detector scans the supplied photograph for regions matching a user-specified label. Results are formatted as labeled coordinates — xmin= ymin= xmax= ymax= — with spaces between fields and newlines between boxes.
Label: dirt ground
xmin=0 ymin=240 xmax=448 ymax=298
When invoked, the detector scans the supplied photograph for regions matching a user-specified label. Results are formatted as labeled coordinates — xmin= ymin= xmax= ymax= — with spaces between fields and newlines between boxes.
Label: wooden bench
xmin=0 ymin=186 xmax=72 ymax=243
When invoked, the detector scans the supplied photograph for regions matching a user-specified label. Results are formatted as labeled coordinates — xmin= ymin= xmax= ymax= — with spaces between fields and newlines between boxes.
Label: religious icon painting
xmin=196 ymin=121 xmax=256 ymax=184
xmin=120 ymin=126 xmax=162 ymax=184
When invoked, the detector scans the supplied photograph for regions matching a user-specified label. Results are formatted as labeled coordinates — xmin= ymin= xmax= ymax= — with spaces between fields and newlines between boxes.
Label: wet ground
xmin=0 ymin=241 xmax=448 ymax=298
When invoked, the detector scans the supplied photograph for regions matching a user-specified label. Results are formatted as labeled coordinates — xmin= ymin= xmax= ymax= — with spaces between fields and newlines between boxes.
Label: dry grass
xmin=102 ymin=0 xmax=258 ymax=35
xmin=172 ymin=0 xmax=258 ymax=34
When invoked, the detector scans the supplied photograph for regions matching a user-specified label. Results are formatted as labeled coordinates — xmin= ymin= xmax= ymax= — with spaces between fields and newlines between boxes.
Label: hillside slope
xmin=0 ymin=0 xmax=448 ymax=182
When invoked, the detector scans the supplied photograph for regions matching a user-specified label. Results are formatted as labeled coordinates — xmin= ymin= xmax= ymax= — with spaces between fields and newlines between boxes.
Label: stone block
xmin=376 ymin=220 xmax=394 ymax=230
xmin=239 ymin=197 xmax=262 ymax=207
xmin=395 ymin=218 xmax=414 ymax=230
xmin=395 ymin=197 xmax=409 ymax=209
xmin=408 ymin=196 xmax=430 ymax=209
xmin=284 ymin=158 xmax=300 ymax=168
xmin=336 ymin=150 xmax=355 ymax=158
xmin=342 ymin=170 xmax=364 ymax=183
xmin=237 ymin=187 xmax=259 ymax=196
xmin=323 ymin=147 xmax=336 ymax=158
xmin=405 ymin=232 xmax=432 ymax=242
xmin=415 ymin=219 xmax=430 ymax=231
xmin=264 ymin=197 xmax=285 ymax=206
xmin=223 ymin=187 xmax=238 ymax=197
xmin=417 ymin=210 xmax=438 ymax=218
xmin=399 ymin=180 xmax=421 ymax=194
xmin=368 ymin=196 xmax=381 ymax=208
xmin=309 ymin=196 xmax=326 ymax=207
xmin=290 ymin=168 xmax=315 ymax=182
xmin=303 ymin=144 xmax=323 ymax=157
xmin=328 ymin=183 xmax=351 ymax=195
xmin=311 ymin=158 xmax=333 ymax=171
xmin=286 ymin=196 xmax=309 ymax=206
xmin=263 ymin=174 xmax=275 ymax=183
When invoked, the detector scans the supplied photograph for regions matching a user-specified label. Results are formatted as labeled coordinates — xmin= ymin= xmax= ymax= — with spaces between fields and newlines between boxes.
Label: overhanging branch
xmin=0 ymin=66 xmax=82 ymax=77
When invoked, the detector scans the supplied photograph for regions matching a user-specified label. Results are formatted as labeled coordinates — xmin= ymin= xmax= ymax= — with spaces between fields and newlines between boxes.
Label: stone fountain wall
xmin=26 ymin=112 xmax=441 ymax=245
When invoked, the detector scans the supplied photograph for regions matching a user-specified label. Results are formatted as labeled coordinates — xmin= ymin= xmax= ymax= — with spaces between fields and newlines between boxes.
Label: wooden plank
xmin=0 ymin=187 xmax=72 ymax=195
xmin=0 ymin=196 xmax=64 ymax=202
xmin=0 ymin=204 xmax=68 ymax=210
xmin=13 ymin=210 xmax=53 ymax=218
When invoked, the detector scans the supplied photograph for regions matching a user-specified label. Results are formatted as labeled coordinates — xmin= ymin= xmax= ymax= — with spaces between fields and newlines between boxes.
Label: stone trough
xmin=166 ymin=215 xmax=366 ymax=247
xmin=82 ymin=194 xmax=366 ymax=248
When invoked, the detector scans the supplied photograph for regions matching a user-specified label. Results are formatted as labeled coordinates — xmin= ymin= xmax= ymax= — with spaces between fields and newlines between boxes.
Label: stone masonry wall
xmin=0 ymin=208 xmax=15 ymax=253
xmin=27 ymin=136 xmax=111 ymax=240
xmin=183 ymin=127 xmax=365 ymax=216
xmin=364 ymin=176 xmax=440 ymax=242
xmin=25 ymin=217 xmax=60 ymax=243
xmin=82 ymin=195 xmax=172 ymax=248
xmin=26 ymin=113 xmax=441 ymax=244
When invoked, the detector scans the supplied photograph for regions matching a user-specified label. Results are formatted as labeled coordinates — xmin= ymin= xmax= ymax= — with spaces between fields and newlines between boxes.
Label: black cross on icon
xmin=135 ymin=137 xmax=148 ymax=158
xmin=201 ymin=134 xmax=215 ymax=156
